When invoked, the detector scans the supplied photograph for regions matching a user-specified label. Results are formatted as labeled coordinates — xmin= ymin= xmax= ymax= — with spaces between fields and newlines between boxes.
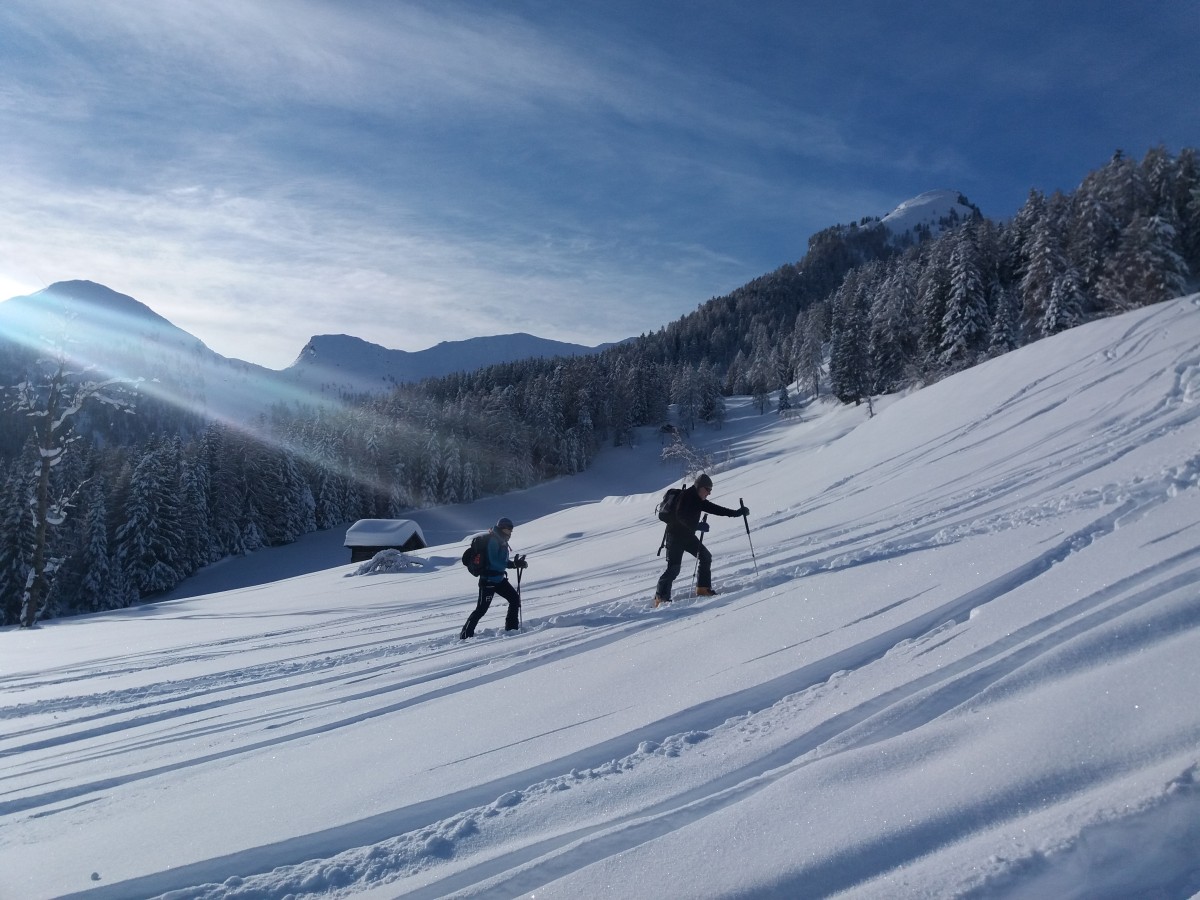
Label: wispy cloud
xmin=1 ymin=1 xmax=866 ymax=365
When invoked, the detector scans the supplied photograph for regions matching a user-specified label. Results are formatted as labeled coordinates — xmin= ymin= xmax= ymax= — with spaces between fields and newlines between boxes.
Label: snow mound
xmin=351 ymin=549 xmax=427 ymax=575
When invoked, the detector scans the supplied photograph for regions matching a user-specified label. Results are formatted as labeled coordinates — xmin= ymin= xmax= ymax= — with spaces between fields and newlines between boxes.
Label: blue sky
xmin=1 ymin=0 xmax=1196 ymax=370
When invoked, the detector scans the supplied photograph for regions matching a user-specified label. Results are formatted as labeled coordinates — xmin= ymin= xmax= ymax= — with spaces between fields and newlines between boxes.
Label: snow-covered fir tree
xmin=939 ymin=224 xmax=991 ymax=370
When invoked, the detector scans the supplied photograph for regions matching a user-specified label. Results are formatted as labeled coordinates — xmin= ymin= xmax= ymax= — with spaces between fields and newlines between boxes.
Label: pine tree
xmin=1173 ymin=147 xmax=1200 ymax=275
xmin=777 ymin=384 xmax=792 ymax=415
xmin=940 ymin=226 xmax=991 ymax=369
xmin=387 ymin=459 xmax=410 ymax=516
xmin=1097 ymin=214 xmax=1189 ymax=310
xmin=180 ymin=447 xmax=215 ymax=569
xmin=574 ymin=390 xmax=596 ymax=464
xmin=698 ymin=364 xmax=726 ymax=427
xmin=795 ymin=305 xmax=826 ymax=400
xmin=441 ymin=441 xmax=462 ymax=504
xmin=1140 ymin=145 xmax=1176 ymax=213
xmin=916 ymin=242 xmax=952 ymax=378
xmin=115 ymin=443 xmax=185 ymax=597
xmin=829 ymin=271 xmax=871 ymax=404
xmin=0 ymin=452 xmax=36 ymax=625
xmin=868 ymin=259 xmax=919 ymax=393
xmin=672 ymin=366 xmax=703 ymax=432
xmin=987 ymin=286 xmax=1022 ymax=357
xmin=1019 ymin=195 xmax=1068 ymax=333
xmin=1067 ymin=183 xmax=1116 ymax=311
xmin=1040 ymin=268 xmax=1086 ymax=336
xmin=1097 ymin=150 xmax=1148 ymax=231
xmin=105 ymin=547 xmax=139 ymax=611
xmin=459 ymin=459 xmax=480 ymax=504
xmin=77 ymin=480 xmax=111 ymax=612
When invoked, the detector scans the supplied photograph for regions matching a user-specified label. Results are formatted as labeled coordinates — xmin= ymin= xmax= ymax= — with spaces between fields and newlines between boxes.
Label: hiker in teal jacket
xmin=460 ymin=517 xmax=527 ymax=638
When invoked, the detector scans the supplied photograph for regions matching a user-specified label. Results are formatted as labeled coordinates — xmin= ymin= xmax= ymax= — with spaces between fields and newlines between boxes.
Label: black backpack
xmin=655 ymin=483 xmax=686 ymax=525
xmin=461 ymin=532 xmax=490 ymax=576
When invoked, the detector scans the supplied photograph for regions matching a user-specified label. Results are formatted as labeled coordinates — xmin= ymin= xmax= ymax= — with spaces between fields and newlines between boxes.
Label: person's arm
xmin=701 ymin=498 xmax=749 ymax=518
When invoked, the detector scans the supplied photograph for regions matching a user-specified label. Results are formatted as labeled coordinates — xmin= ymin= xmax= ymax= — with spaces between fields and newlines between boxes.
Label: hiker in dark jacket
xmin=460 ymin=517 xmax=527 ymax=638
xmin=654 ymin=473 xmax=748 ymax=607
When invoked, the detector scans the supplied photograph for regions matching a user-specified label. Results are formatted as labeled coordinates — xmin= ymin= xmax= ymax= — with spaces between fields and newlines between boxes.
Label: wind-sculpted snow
xmin=2 ymin=297 xmax=1200 ymax=899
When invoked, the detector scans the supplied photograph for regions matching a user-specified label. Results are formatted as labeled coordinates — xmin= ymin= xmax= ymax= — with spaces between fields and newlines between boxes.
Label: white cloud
xmin=0 ymin=169 xmax=720 ymax=367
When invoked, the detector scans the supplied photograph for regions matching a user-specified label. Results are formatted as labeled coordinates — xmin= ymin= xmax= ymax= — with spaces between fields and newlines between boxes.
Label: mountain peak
xmin=880 ymin=189 xmax=980 ymax=238
xmin=35 ymin=280 xmax=176 ymax=326
xmin=0 ymin=279 xmax=205 ymax=358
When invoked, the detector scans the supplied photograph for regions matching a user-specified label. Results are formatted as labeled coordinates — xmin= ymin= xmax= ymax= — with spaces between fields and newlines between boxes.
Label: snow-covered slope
xmin=3 ymin=296 xmax=1200 ymax=899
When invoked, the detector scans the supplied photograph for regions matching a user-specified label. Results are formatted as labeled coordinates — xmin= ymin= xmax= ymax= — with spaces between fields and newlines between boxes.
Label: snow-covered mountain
xmin=880 ymin=188 xmax=980 ymax=239
xmin=0 ymin=281 xmax=611 ymax=422
xmin=4 ymin=294 xmax=1198 ymax=899
xmin=0 ymin=279 xmax=277 ymax=424
xmin=286 ymin=331 xmax=612 ymax=396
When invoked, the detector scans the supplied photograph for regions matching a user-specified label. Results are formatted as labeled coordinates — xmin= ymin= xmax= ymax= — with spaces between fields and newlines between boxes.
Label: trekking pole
xmin=740 ymin=497 xmax=759 ymax=575
xmin=516 ymin=555 xmax=524 ymax=629
xmin=693 ymin=514 xmax=707 ymax=590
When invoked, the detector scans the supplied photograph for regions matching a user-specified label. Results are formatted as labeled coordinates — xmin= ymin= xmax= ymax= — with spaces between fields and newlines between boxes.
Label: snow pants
xmin=461 ymin=578 xmax=521 ymax=637
xmin=655 ymin=530 xmax=712 ymax=602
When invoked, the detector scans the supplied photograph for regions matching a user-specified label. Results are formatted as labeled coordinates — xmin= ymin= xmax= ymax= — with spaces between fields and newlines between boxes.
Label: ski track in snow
xmin=4 ymin=297 xmax=1200 ymax=899
xmin=42 ymin=533 xmax=1200 ymax=900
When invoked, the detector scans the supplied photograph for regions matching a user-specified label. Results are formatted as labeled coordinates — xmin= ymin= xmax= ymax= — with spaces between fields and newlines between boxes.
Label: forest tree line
xmin=2 ymin=146 xmax=1197 ymax=625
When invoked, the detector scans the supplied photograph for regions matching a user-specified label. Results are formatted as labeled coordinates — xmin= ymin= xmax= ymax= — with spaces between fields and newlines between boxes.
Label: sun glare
xmin=0 ymin=275 xmax=43 ymax=303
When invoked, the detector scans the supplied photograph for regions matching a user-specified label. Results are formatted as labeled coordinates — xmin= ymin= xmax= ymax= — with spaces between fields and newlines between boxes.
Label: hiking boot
xmin=459 ymin=627 xmax=473 ymax=640
xmin=695 ymin=586 xmax=718 ymax=597
xmin=653 ymin=595 xmax=670 ymax=608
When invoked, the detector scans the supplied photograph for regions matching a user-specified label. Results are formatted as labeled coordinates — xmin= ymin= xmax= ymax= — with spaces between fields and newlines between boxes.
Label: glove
xmin=737 ymin=505 xmax=749 ymax=517
xmin=696 ymin=521 xmax=710 ymax=533
xmin=507 ymin=554 xmax=528 ymax=570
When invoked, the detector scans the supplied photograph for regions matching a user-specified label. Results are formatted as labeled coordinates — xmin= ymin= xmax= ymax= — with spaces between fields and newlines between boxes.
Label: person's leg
xmin=655 ymin=535 xmax=686 ymax=602
xmin=695 ymin=542 xmax=714 ymax=592
xmin=495 ymin=580 xmax=521 ymax=630
xmin=460 ymin=583 xmax=494 ymax=638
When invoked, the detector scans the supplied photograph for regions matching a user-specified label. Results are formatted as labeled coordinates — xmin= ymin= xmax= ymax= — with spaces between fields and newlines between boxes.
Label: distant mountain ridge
xmin=290 ymin=331 xmax=614 ymax=395
xmin=0 ymin=280 xmax=613 ymax=424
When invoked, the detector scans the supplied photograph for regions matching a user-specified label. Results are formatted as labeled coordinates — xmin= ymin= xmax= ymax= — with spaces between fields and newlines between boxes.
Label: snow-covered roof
xmin=343 ymin=519 xmax=425 ymax=547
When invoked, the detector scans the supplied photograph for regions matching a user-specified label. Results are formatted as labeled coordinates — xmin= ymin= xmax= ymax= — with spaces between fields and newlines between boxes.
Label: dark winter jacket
xmin=666 ymin=485 xmax=741 ymax=535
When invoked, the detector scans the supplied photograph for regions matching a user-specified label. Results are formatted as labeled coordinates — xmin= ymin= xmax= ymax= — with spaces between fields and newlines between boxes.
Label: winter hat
xmin=496 ymin=517 xmax=515 ymax=531
xmin=695 ymin=473 xmax=713 ymax=490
